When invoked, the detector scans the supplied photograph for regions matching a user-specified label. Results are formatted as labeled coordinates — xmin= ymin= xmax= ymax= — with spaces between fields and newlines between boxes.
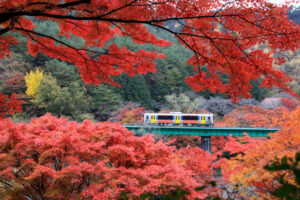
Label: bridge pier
xmin=201 ymin=136 xmax=211 ymax=153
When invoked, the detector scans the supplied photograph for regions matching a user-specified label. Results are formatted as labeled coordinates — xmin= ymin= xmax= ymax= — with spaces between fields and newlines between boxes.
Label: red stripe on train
xmin=181 ymin=120 xmax=199 ymax=124
xmin=157 ymin=120 xmax=173 ymax=123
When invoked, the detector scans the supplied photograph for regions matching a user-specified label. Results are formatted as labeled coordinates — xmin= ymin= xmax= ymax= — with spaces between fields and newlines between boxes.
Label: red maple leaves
xmin=0 ymin=92 xmax=22 ymax=118
xmin=0 ymin=114 xmax=221 ymax=199
xmin=0 ymin=0 xmax=299 ymax=100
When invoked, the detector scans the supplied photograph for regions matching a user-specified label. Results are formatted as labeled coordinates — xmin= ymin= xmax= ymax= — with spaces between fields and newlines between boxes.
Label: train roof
xmin=144 ymin=113 xmax=213 ymax=116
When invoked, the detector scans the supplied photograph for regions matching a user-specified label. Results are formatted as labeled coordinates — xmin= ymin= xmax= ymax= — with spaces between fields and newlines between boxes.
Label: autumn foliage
xmin=0 ymin=114 xmax=221 ymax=199
xmin=0 ymin=92 xmax=22 ymax=118
xmin=216 ymin=105 xmax=289 ymax=128
xmin=109 ymin=103 xmax=145 ymax=125
xmin=221 ymin=106 xmax=300 ymax=199
xmin=280 ymin=97 xmax=298 ymax=111
xmin=1 ymin=0 xmax=300 ymax=199
xmin=0 ymin=0 xmax=299 ymax=101
xmin=2 ymin=74 xmax=26 ymax=96
xmin=25 ymin=69 xmax=44 ymax=99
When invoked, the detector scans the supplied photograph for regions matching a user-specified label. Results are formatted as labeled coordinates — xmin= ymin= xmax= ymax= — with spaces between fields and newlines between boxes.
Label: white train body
xmin=144 ymin=112 xmax=214 ymax=126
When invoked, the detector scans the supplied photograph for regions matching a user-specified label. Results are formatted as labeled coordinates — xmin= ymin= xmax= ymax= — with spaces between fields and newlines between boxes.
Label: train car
xmin=144 ymin=112 xmax=214 ymax=127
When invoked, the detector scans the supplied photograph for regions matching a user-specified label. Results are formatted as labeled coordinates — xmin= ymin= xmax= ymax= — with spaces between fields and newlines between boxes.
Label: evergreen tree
xmin=250 ymin=79 xmax=270 ymax=101
xmin=45 ymin=59 xmax=81 ymax=87
xmin=116 ymin=74 xmax=152 ymax=109
xmin=150 ymin=81 xmax=169 ymax=103
xmin=90 ymin=84 xmax=122 ymax=121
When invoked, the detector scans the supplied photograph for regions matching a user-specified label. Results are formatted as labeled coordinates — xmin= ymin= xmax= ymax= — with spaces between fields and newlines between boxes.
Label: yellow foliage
xmin=25 ymin=69 xmax=44 ymax=99
xmin=122 ymin=112 xmax=135 ymax=124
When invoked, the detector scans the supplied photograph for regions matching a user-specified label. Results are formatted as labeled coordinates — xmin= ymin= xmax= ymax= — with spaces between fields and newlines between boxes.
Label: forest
xmin=0 ymin=0 xmax=299 ymax=199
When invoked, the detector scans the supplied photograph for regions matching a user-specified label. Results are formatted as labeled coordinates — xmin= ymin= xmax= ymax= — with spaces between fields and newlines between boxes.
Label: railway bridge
xmin=124 ymin=125 xmax=279 ymax=152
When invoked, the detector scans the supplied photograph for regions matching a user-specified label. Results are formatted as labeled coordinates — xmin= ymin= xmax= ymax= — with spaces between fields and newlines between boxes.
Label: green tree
xmin=110 ymin=28 xmax=195 ymax=99
xmin=35 ymin=75 xmax=91 ymax=121
xmin=90 ymin=84 xmax=122 ymax=121
xmin=150 ymin=81 xmax=169 ymax=104
xmin=164 ymin=68 xmax=182 ymax=93
xmin=116 ymin=74 xmax=152 ymax=109
xmin=250 ymin=79 xmax=270 ymax=101
xmin=44 ymin=59 xmax=81 ymax=87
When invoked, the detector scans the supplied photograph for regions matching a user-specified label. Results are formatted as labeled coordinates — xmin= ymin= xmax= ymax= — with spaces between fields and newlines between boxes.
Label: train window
xmin=182 ymin=116 xmax=198 ymax=120
xmin=157 ymin=115 xmax=173 ymax=120
xmin=201 ymin=116 xmax=205 ymax=120
xmin=208 ymin=116 xmax=210 ymax=120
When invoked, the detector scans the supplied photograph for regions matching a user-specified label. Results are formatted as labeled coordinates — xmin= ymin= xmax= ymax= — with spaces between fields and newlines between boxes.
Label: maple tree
xmin=0 ymin=0 xmax=300 ymax=101
xmin=0 ymin=114 xmax=220 ymax=199
xmin=221 ymin=105 xmax=300 ymax=199
xmin=0 ymin=92 xmax=23 ymax=118
xmin=109 ymin=103 xmax=145 ymax=124
xmin=280 ymin=97 xmax=298 ymax=111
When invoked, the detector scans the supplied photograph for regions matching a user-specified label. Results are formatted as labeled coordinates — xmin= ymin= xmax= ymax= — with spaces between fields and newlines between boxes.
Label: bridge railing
xmin=124 ymin=125 xmax=280 ymax=152
xmin=124 ymin=125 xmax=279 ymax=137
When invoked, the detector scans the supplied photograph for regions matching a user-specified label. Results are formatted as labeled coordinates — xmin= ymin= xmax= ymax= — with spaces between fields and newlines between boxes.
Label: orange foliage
xmin=110 ymin=103 xmax=145 ymax=125
xmin=216 ymin=105 xmax=288 ymax=128
xmin=221 ymin=106 xmax=300 ymax=199
xmin=280 ymin=97 xmax=298 ymax=111
xmin=122 ymin=106 xmax=145 ymax=124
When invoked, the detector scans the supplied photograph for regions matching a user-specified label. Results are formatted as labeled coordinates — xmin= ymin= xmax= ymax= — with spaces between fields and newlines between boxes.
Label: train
xmin=144 ymin=112 xmax=214 ymax=126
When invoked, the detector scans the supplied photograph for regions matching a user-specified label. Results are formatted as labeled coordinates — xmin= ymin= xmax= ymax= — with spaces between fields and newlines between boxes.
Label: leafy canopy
xmin=0 ymin=0 xmax=300 ymax=101
xmin=222 ymin=106 xmax=300 ymax=199
xmin=25 ymin=68 xmax=44 ymax=99
xmin=0 ymin=92 xmax=22 ymax=118
xmin=0 ymin=114 xmax=220 ymax=199
xmin=35 ymin=75 xmax=91 ymax=121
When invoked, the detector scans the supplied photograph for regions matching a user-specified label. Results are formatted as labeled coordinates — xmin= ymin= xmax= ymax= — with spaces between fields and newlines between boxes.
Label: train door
xmin=175 ymin=115 xmax=181 ymax=124
xmin=150 ymin=115 xmax=156 ymax=123
xmin=200 ymin=116 xmax=206 ymax=124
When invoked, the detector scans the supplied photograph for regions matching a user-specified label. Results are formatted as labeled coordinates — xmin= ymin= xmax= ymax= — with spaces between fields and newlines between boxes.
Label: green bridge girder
xmin=125 ymin=125 xmax=279 ymax=137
